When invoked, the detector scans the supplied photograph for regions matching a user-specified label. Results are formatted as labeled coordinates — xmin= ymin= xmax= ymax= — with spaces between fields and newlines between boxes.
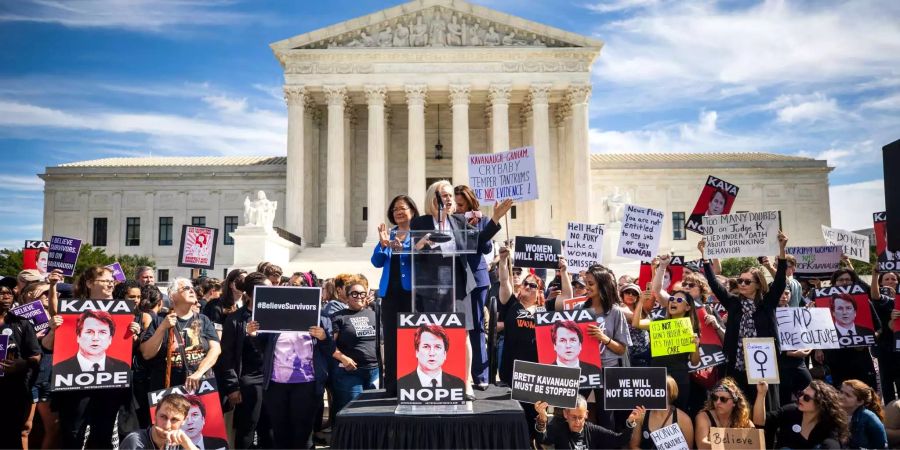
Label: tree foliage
xmin=719 ymin=257 xmax=761 ymax=277
xmin=0 ymin=244 xmax=154 ymax=281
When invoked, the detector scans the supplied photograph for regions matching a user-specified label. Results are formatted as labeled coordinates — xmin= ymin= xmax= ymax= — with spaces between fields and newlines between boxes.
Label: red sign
xmin=535 ymin=309 xmax=602 ymax=388
xmin=813 ymin=284 xmax=876 ymax=348
xmin=149 ymin=379 xmax=227 ymax=449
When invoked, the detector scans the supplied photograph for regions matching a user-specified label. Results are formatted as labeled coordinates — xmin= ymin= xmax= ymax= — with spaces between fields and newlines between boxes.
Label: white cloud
xmin=829 ymin=179 xmax=885 ymax=231
xmin=861 ymin=92 xmax=900 ymax=110
xmin=0 ymin=0 xmax=263 ymax=32
xmin=0 ymin=98 xmax=285 ymax=156
xmin=585 ymin=0 xmax=661 ymax=14
xmin=591 ymin=0 xmax=900 ymax=107
xmin=0 ymin=174 xmax=45 ymax=192
xmin=769 ymin=93 xmax=842 ymax=124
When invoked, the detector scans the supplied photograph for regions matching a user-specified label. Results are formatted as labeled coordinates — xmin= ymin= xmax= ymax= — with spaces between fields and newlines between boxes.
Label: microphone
xmin=435 ymin=189 xmax=445 ymax=231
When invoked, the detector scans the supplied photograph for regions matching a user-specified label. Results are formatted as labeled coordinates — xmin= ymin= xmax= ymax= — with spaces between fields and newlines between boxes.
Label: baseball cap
xmin=18 ymin=269 xmax=43 ymax=283
xmin=620 ymin=283 xmax=641 ymax=295
xmin=571 ymin=274 xmax=586 ymax=287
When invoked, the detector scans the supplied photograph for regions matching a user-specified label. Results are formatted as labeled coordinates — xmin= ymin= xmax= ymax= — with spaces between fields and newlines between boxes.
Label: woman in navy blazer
xmin=370 ymin=194 xmax=419 ymax=395
xmin=409 ymin=180 xmax=513 ymax=392
xmin=454 ymin=185 xmax=499 ymax=387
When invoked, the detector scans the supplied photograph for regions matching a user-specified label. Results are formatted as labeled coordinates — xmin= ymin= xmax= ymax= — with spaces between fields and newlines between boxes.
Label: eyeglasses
xmin=179 ymin=285 xmax=194 ymax=293
xmin=711 ymin=394 xmax=733 ymax=403
xmin=391 ymin=206 xmax=410 ymax=213
xmin=682 ymin=282 xmax=696 ymax=288
xmin=523 ymin=282 xmax=538 ymax=289
xmin=798 ymin=392 xmax=815 ymax=403
xmin=672 ymin=297 xmax=687 ymax=303
xmin=95 ymin=279 xmax=116 ymax=285
xmin=349 ymin=291 xmax=367 ymax=299
xmin=736 ymin=279 xmax=755 ymax=286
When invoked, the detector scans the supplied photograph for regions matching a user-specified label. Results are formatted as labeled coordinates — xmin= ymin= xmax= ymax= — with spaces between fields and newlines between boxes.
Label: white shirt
xmin=77 ymin=352 xmax=105 ymax=371
xmin=417 ymin=367 xmax=443 ymax=387
xmin=555 ymin=357 xmax=579 ymax=368
xmin=835 ymin=324 xmax=858 ymax=336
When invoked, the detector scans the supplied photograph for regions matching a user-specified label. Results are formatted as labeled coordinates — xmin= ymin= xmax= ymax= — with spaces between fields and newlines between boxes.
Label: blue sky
xmin=1 ymin=0 xmax=898 ymax=250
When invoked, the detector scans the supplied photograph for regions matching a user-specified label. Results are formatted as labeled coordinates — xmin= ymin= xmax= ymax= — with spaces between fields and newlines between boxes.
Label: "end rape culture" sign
xmin=468 ymin=147 xmax=538 ymax=202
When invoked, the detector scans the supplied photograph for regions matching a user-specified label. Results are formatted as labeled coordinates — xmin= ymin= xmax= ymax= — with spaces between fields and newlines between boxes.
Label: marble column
xmin=364 ymin=85 xmax=387 ymax=245
xmin=323 ymin=85 xmax=348 ymax=247
xmin=283 ymin=86 xmax=306 ymax=242
xmin=405 ymin=85 xmax=427 ymax=208
xmin=567 ymin=84 xmax=593 ymax=223
xmin=489 ymin=84 xmax=511 ymax=154
xmin=530 ymin=84 xmax=552 ymax=237
xmin=449 ymin=84 xmax=470 ymax=186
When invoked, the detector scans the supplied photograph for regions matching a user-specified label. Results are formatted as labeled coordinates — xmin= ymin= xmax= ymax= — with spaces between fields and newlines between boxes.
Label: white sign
xmin=702 ymin=211 xmax=780 ymax=259
xmin=821 ymin=225 xmax=870 ymax=263
xmin=784 ymin=246 xmax=842 ymax=279
xmin=565 ymin=222 xmax=605 ymax=271
xmin=742 ymin=338 xmax=779 ymax=384
xmin=616 ymin=204 xmax=664 ymax=262
xmin=649 ymin=422 xmax=690 ymax=450
xmin=775 ymin=307 xmax=841 ymax=350
xmin=467 ymin=147 xmax=538 ymax=202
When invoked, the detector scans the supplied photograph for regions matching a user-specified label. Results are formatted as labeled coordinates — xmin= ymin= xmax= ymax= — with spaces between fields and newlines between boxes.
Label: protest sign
xmin=874 ymin=212 xmax=900 ymax=271
xmin=895 ymin=299 xmax=900 ymax=352
xmin=813 ymin=284 xmax=877 ymax=348
xmin=178 ymin=225 xmax=218 ymax=270
xmin=397 ymin=313 xmax=467 ymax=406
xmin=688 ymin=306 xmax=726 ymax=372
xmin=52 ymin=299 xmax=135 ymax=391
xmin=617 ymin=204 xmax=664 ymax=262
xmin=650 ymin=317 xmax=696 ymax=358
xmin=106 ymin=262 xmax=126 ymax=282
xmin=251 ymin=286 xmax=321 ymax=333
xmin=686 ymin=175 xmax=740 ymax=235
xmin=709 ymin=427 xmax=765 ymax=450
xmin=510 ymin=360 xmax=580 ymax=408
xmin=47 ymin=236 xmax=82 ymax=277
xmin=562 ymin=296 xmax=588 ymax=311
xmin=514 ymin=236 xmax=561 ymax=269
xmin=785 ymin=246 xmax=841 ymax=279
xmin=565 ymin=222 xmax=605 ymax=271
xmin=11 ymin=300 xmax=50 ymax=334
xmin=468 ymin=146 xmax=538 ymax=202
xmin=703 ymin=211 xmax=780 ymax=259
xmin=603 ymin=367 xmax=668 ymax=410
xmin=775 ymin=307 xmax=840 ymax=350
xmin=149 ymin=379 xmax=227 ymax=450
xmin=637 ymin=256 xmax=685 ymax=294
xmin=535 ymin=309 xmax=602 ymax=388
xmin=0 ymin=335 xmax=7 ymax=377
xmin=650 ymin=423 xmax=690 ymax=450
xmin=821 ymin=225 xmax=870 ymax=263
xmin=23 ymin=240 xmax=50 ymax=275
xmin=742 ymin=338 xmax=779 ymax=384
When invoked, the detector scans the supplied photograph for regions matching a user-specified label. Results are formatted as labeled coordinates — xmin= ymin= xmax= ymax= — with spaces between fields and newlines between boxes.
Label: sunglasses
xmin=711 ymin=394 xmax=733 ymax=403
xmin=797 ymin=392 xmax=815 ymax=403
xmin=349 ymin=291 xmax=367 ymax=299
xmin=736 ymin=279 xmax=755 ymax=286
xmin=671 ymin=297 xmax=688 ymax=303
xmin=523 ymin=282 xmax=538 ymax=289
xmin=682 ymin=282 xmax=696 ymax=288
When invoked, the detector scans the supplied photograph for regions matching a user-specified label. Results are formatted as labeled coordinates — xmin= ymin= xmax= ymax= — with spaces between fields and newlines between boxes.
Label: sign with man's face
xmin=149 ymin=379 xmax=227 ymax=450
xmin=535 ymin=309 xmax=602 ymax=388
xmin=813 ymin=284 xmax=876 ymax=348
xmin=397 ymin=313 xmax=467 ymax=406
xmin=23 ymin=240 xmax=50 ymax=274
xmin=51 ymin=299 xmax=134 ymax=391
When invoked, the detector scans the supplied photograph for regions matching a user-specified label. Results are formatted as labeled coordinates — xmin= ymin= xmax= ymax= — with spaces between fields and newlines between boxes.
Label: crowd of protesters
xmin=1 ymin=179 xmax=899 ymax=449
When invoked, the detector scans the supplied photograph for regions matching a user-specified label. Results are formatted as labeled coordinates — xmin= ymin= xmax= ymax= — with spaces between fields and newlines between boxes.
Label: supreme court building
xmin=39 ymin=0 xmax=832 ymax=281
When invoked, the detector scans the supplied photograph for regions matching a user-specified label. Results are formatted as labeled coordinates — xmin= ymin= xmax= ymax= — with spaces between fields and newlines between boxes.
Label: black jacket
xmin=397 ymin=369 xmax=466 ymax=390
xmin=54 ymin=355 xmax=130 ymax=374
xmin=703 ymin=258 xmax=786 ymax=375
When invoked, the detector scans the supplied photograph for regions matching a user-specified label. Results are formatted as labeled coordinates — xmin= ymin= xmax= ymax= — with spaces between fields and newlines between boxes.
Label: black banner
xmin=251 ymin=286 xmax=321 ymax=333
xmin=603 ymin=367 xmax=668 ymax=410
xmin=514 ymin=236 xmax=562 ymax=269
xmin=510 ymin=360 xmax=580 ymax=408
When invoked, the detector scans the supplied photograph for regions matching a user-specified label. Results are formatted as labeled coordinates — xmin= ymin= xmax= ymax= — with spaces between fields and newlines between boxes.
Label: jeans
xmin=331 ymin=366 xmax=379 ymax=414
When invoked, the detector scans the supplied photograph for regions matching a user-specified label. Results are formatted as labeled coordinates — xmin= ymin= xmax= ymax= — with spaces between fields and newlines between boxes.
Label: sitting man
xmin=120 ymin=393 xmax=198 ymax=450
xmin=535 ymin=395 xmax=644 ymax=449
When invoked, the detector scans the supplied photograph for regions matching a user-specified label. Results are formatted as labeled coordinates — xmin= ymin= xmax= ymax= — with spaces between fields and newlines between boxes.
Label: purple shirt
xmin=271 ymin=332 xmax=315 ymax=384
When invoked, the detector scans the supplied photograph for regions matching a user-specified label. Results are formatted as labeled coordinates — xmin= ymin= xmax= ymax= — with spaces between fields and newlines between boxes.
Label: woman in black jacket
xmin=698 ymin=231 xmax=788 ymax=408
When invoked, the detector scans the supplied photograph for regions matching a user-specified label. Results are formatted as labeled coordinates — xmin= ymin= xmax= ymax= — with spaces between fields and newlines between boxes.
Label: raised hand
xmin=698 ymin=238 xmax=707 ymax=259
xmin=491 ymin=199 xmax=514 ymax=223
xmin=378 ymin=223 xmax=391 ymax=247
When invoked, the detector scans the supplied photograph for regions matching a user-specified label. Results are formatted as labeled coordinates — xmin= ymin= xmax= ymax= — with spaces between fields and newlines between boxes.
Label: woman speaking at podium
xmin=409 ymin=180 xmax=512 ymax=395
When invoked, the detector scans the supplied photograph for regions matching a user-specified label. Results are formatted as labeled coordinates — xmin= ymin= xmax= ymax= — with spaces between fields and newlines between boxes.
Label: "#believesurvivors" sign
xmin=251 ymin=286 xmax=321 ymax=333
xmin=703 ymin=211 xmax=780 ymax=259
xmin=47 ymin=235 xmax=82 ymax=277
xmin=468 ymin=147 xmax=538 ymax=202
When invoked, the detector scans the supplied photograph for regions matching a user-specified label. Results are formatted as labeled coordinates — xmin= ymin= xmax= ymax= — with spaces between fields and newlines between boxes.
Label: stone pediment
xmin=270 ymin=0 xmax=603 ymax=53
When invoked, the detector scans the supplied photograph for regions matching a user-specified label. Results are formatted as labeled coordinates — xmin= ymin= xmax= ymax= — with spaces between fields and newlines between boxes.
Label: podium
xmin=394 ymin=229 xmax=479 ymax=415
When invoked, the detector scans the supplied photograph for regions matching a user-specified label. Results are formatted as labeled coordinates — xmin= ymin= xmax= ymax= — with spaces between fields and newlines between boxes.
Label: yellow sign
xmin=650 ymin=317 xmax=696 ymax=357
xmin=709 ymin=427 xmax=765 ymax=450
